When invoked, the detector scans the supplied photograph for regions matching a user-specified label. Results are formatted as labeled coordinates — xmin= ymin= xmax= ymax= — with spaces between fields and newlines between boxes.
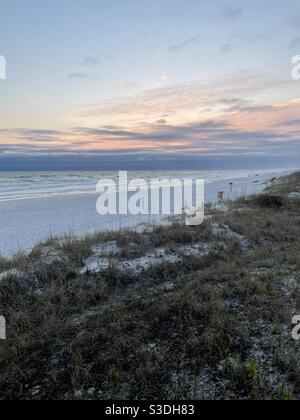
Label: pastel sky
xmin=1 ymin=0 xmax=300 ymax=170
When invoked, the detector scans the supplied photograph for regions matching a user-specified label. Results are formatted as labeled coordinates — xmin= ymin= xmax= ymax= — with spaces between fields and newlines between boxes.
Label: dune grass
xmin=0 ymin=172 xmax=300 ymax=400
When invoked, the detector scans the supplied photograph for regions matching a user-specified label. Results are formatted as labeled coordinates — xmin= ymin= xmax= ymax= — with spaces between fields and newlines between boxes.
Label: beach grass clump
xmin=250 ymin=194 xmax=285 ymax=209
xmin=0 ymin=256 xmax=8 ymax=273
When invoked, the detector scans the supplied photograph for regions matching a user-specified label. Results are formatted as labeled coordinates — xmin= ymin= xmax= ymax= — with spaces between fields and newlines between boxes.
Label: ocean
xmin=0 ymin=168 xmax=290 ymax=202
xmin=0 ymin=168 xmax=294 ymax=256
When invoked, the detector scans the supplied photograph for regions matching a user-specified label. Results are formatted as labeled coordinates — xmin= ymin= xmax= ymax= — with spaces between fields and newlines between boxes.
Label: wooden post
xmin=217 ymin=191 xmax=224 ymax=204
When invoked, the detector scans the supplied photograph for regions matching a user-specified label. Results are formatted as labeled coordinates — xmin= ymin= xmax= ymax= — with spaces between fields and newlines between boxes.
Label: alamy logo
xmin=96 ymin=172 xmax=205 ymax=226
xmin=0 ymin=55 xmax=6 ymax=80
xmin=292 ymin=55 xmax=300 ymax=80
xmin=292 ymin=315 xmax=300 ymax=340
xmin=0 ymin=316 xmax=6 ymax=340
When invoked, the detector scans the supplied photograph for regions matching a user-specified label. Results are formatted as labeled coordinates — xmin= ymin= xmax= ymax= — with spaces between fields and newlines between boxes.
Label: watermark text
xmin=292 ymin=315 xmax=300 ymax=340
xmin=292 ymin=55 xmax=300 ymax=80
xmin=0 ymin=55 xmax=6 ymax=80
xmin=0 ymin=316 xmax=6 ymax=340
xmin=96 ymin=172 xmax=205 ymax=226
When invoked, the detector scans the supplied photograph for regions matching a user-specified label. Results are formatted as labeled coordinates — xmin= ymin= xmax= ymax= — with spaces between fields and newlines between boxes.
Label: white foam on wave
xmin=0 ymin=168 xmax=292 ymax=202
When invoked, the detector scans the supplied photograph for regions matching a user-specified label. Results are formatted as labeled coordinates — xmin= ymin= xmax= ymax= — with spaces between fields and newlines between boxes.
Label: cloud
xmin=221 ymin=6 xmax=243 ymax=21
xmin=232 ymin=32 xmax=267 ymax=44
xmin=277 ymin=15 xmax=300 ymax=31
xmin=124 ymin=82 xmax=140 ymax=90
xmin=2 ymin=70 xmax=300 ymax=168
xmin=274 ymin=118 xmax=300 ymax=127
xmin=168 ymin=36 xmax=201 ymax=52
xmin=83 ymin=56 xmax=99 ymax=67
xmin=2 ymin=153 xmax=299 ymax=172
xmin=219 ymin=98 xmax=274 ymax=113
xmin=72 ymin=69 xmax=292 ymax=129
xmin=1 ymin=115 xmax=300 ymax=159
xmin=0 ymin=129 xmax=64 ymax=143
xmin=69 ymin=56 xmax=101 ymax=80
xmin=104 ymin=55 xmax=117 ymax=62
xmin=219 ymin=43 xmax=236 ymax=54
xmin=68 ymin=72 xmax=89 ymax=79
xmin=288 ymin=37 xmax=300 ymax=50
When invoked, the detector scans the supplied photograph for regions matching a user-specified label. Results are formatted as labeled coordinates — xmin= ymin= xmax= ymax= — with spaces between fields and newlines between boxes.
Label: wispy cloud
xmin=83 ymin=56 xmax=99 ymax=67
xmin=221 ymin=6 xmax=243 ymax=21
xmin=168 ymin=35 xmax=201 ymax=52
xmin=2 ymin=107 xmax=300 ymax=159
xmin=68 ymin=72 xmax=89 ymax=79
xmin=68 ymin=56 xmax=100 ymax=79
xmin=2 ymin=69 xmax=300 ymax=165
xmin=288 ymin=37 xmax=300 ymax=50
xmin=70 ymin=70 xmax=294 ymax=129
xmin=104 ymin=54 xmax=117 ymax=62
xmin=219 ymin=42 xmax=236 ymax=54
xmin=277 ymin=14 xmax=300 ymax=31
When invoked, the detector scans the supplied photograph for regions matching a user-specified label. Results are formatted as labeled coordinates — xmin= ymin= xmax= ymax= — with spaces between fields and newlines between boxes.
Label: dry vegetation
xmin=0 ymin=172 xmax=300 ymax=400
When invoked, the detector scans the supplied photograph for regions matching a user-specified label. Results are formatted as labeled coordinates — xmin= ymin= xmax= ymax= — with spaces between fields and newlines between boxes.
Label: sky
xmin=1 ymin=0 xmax=300 ymax=170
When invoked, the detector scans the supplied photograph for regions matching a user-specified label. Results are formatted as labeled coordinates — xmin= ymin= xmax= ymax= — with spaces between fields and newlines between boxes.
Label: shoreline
xmin=0 ymin=168 xmax=294 ymax=257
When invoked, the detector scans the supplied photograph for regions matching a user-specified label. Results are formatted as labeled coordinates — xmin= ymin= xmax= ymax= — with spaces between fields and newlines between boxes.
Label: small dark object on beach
xmin=217 ymin=191 xmax=224 ymax=203
xmin=252 ymin=194 xmax=285 ymax=209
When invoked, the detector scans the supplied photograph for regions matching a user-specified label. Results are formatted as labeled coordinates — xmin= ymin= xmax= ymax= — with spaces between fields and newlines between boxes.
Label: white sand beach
xmin=0 ymin=169 xmax=293 ymax=257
